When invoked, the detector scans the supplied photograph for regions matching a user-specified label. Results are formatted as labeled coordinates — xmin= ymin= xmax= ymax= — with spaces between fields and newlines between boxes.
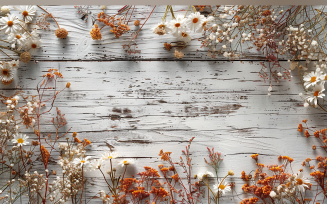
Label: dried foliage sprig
xmin=298 ymin=119 xmax=327 ymax=203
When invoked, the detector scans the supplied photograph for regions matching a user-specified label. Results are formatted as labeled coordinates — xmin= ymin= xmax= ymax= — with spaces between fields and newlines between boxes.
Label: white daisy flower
xmin=118 ymin=158 xmax=135 ymax=167
xmin=174 ymin=30 xmax=192 ymax=43
xmin=197 ymin=171 xmax=214 ymax=181
xmin=293 ymin=172 xmax=310 ymax=192
xmin=73 ymin=156 xmax=91 ymax=167
xmin=303 ymin=68 xmax=323 ymax=88
xmin=213 ymin=179 xmax=231 ymax=196
xmin=7 ymin=33 xmax=26 ymax=49
xmin=197 ymin=16 xmax=215 ymax=32
xmin=0 ymin=62 xmax=14 ymax=82
xmin=13 ymin=6 xmax=36 ymax=23
xmin=305 ymin=82 xmax=325 ymax=107
xmin=184 ymin=12 xmax=205 ymax=32
xmin=168 ymin=15 xmax=186 ymax=35
xmin=12 ymin=134 xmax=29 ymax=146
xmin=9 ymin=60 xmax=19 ymax=69
xmin=90 ymin=159 xmax=103 ymax=170
xmin=102 ymin=151 xmax=118 ymax=160
xmin=26 ymin=29 xmax=40 ymax=40
xmin=0 ymin=14 xmax=21 ymax=34
xmin=24 ymin=37 xmax=41 ymax=54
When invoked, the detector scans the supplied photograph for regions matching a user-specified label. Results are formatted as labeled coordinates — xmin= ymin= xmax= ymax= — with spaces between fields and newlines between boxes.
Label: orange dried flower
xmin=74 ymin=137 xmax=81 ymax=143
xmin=171 ymin=173 xmax=179 ymax=181
xmin=66 ymin=82 xmax=71 ymax=88
xmin=305 ymin=130 xmax=310 ymax=138
xmin=40 ymin=145 xmax=50 ymax=167
xmin=160 ymin=167 xmax=169 ymax=172
xmin=73 ymin=132 xmax=77 ymax=137
xmin=261 ymin=10 xmax=272 ymax=16
xmin=83 ymin=138 xmax=91 ymax=146
xmin=314 ymin=131 xmax=319 ymax=138
xmin=134 ymin=20 xmax=140 ymax=26
xmin=298 ymin=123 xmax=303 ymax=132
xmin=302 ymin=119 xmax=307 ymax=123
xmin=159 ymin=150 xmax=172 ymax=161
xmin=32 ymin=141 xmax=39 ymax=146
xmin=164 ymin=43 xmax=172 ymax=51
xmin=90 ymin=24 xmax=102 ymax=40
xmin=251 ymin=154 xmax=259 ymax=161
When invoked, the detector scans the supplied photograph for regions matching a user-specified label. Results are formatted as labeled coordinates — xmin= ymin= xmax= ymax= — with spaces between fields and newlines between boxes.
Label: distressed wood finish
xmin=0 ymin=5 xmax=274 ymax=61
xmin=0 ymin=5 xmax=325 ymax=204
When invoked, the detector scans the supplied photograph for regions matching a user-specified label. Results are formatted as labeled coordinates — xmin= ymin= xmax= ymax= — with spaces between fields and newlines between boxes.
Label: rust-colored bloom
xmin=298 ymin=123 xmax=303 ymax=132
xmin=40 ymin=145 xmax=50 ymax=167
xmin=261 ymin=10 xmax=272 ymax=16
xmin=74 ymin=137 xmax=81 ymax=143
xmin=305 ymin=130 xmax=310 ymax=138
xmin=90 ymin=24 xmax=102 ymax=40
xmin=251 ymin=154 xmax=259 ymax=161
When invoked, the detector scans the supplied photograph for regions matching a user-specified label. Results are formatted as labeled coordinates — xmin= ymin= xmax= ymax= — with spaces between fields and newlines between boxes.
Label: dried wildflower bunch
xmin=0 ymin=68 xmax=72 ymax=204
xmin=0 ymin=5 xmax=41 ymax=84
xmin=36 ymin=5 xmax=68 ymax=39
xmin=241 ymin=154 xmax=312 ymax=204
xmin=297 ymin=119 xmax=327 ymax=202
xmin=85 ymin=5 xmax=156 ymax=55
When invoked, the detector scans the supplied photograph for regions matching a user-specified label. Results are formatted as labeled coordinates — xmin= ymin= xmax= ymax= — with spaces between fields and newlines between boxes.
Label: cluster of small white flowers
xmin=280 ymin=24 xmax=317 ymax=60
xmin=47 ymin=142 xmax=92 ymax=202
xmin=19 ymin=99 xmax=38 ymax=114
xmin=153 ymin=11 xmax=214 ymax=44
xmin=299 ymin=63 xmax=327 ymax=107
xmin=19 ymin=171 xmax=46 ymax=195
xmin=0 ymin=95 xmax=20 ymax=144
xmin=269 ymin=172 xmax=310 ymax=201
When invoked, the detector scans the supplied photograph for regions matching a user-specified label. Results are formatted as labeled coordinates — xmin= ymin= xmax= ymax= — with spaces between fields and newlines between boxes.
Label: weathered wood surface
xmin=0 ymin=5 xmax=326 ymax=204
xmin=2 ymin=60 xmax=325 ymax=203
xmin=0 ymin=5 xmax=280 ymax=61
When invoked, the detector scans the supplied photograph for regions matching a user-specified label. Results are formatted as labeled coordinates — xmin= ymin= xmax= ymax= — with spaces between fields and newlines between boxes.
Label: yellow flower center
xmin=31 ymin=43 xmax=37 ymax=49
xmin=22 ymin=11 xmax=29 ymax=17
xmin=17 ymin=138 xmax=24 ymax=143
xmin=7 ymin=21 xmax=13 ymax=26
xmin=314 ymin=91 xmax=319 ymax=97
xmin=16 ymin=35 xmax=21 ymax=39
xmin=181 ymin=32 xmax=188 ymax=37
xmin=175 ymin=23 xmax=181 ymax=28
xmin=108 ymin=156 xmax=113 ymax=159
xmin=193 ymin=18 xmax=199 ymax=23
xmin=81 ymin=160 xmax=85 ymax=163
xmin=311 ymin=76 xmax=316 ymax=83
xmin=2 ymin=69 xmax=9 ymax=76
xmin=219 ymin=184 xmax=226 ymax=190
xmin=296 ymin=178 xmax=303 ymax=185
xmin=123 ymin=160 xmax=128 ymax=164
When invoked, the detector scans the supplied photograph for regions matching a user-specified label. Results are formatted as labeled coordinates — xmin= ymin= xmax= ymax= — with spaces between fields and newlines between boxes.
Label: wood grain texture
xmin=2 ymin=60 xmax=325 ymax=203
xmin=0 ymin=5 xmax=325 ymax=204
xmin=0 ymin=5 xmax=276 ymax=61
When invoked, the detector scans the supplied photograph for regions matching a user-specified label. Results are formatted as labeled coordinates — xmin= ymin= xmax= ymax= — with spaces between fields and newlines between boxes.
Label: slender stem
xmin=0 ymin=45 xmax=22 ymax=54
xmin=37 ymin=5 xmax=60 ymax=28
